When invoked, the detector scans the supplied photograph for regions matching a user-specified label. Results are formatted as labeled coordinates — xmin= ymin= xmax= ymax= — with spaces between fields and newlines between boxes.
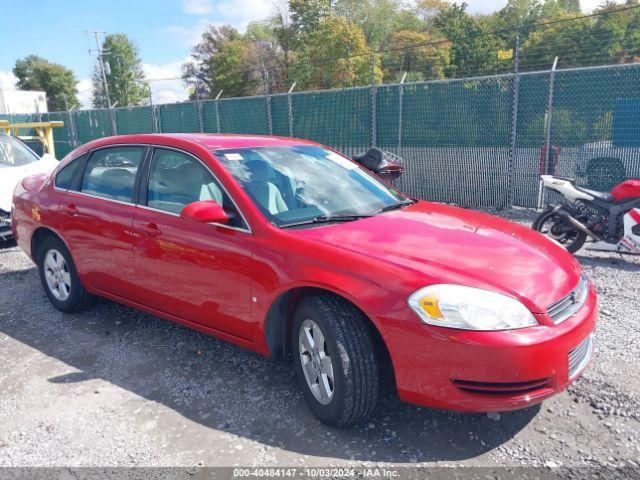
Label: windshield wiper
xmin=376 ymin=199 xmax=416 ymax=213
xmin=281 ymin=214 xmax=373 ymax=229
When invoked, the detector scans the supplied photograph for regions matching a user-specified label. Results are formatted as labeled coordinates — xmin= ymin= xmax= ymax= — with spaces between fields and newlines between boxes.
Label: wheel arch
xmin=263 ymin=286 xmax=396 ymax=387
xmin=31 ymin=226 xmax=68 ymax=263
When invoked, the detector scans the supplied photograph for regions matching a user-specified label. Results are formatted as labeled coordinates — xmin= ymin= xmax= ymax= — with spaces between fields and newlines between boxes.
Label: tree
xmin=495 ymin=0 xmax=543 ymax=33
xmin=433 ymin=4 xmax=502 ymax=77
xmin=414 ymin=0 xmax=450 ymax=21
xmin=521 ymin=13 xmax=592 ymax=69
xmin=92 ymin=34 xmax=150 ymax=108
xmin=182 ymin=25 xmax=258 ymax=98
xmin=271 ymin=1 xmax=298 ymax=85
xmin=289 ymin=0 xmax=334 ymax=36
xmin=334 ymin=0 xmax=403 ymax=48
xmin=382 ymin=30 xmax=450 ymax=82
xmin=557 ymin=0 xmax=580 ymax=13
xmin=589 ymin=1 xmax=635 ymax=63
xmin=245 ymin=21 xmax=287 ymax=93
xmin=293 ymin=15 xmax=380 ymax=89
xmin=13 ymin=55 xmax=79 ymax=111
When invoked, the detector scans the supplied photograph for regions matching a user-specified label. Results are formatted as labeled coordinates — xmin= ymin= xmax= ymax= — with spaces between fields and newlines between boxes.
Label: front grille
xmin=547 ymin=274 xmax=589 ymax=324
xmin=569 ymin=334 xmax=593 ymax=379
xmin=451 ymin=378 xmax=552 ymax=396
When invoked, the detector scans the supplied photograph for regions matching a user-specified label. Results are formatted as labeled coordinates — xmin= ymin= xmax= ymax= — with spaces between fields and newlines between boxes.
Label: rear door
xmin=132 ymin=147 xmax=254 ymax=340
xmin=60 ymin=145 xmax=147 ymax=299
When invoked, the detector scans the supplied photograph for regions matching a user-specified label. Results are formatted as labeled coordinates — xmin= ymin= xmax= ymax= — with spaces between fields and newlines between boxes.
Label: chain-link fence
xmin=2 ymin=62 xmax=639 ymax=209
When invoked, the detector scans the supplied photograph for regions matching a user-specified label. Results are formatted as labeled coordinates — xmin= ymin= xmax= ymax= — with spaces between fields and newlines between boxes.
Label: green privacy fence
xmin=3 ymin=62 xmax=639 ymax=208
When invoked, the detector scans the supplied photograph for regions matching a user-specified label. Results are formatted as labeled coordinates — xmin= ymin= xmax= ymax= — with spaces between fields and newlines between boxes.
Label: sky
xmin=0 ymin=0 xmax=618 ymax=108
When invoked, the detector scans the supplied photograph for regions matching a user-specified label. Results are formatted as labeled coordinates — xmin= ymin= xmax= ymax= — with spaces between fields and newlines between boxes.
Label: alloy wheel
xmin=44 ymin=249 xmax=71 ymax=301
xmin=298 ymin=318 xmax=335 ymax=405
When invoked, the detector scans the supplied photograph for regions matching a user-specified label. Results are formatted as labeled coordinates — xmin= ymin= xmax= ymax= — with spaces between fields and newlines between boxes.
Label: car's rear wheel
xmin=37 ymin=236 xmax=92 ymax=313
xmin=292 ymin=295 xmax=378 ymax=427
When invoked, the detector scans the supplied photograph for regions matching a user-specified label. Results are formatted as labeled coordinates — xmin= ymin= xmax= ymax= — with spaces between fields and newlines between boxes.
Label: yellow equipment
xmin=0 ymin=120 xmax=64 ymax=157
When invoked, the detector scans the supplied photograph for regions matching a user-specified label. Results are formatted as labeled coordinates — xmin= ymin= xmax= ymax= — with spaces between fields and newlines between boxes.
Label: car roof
xmin=74 ymin=133 xmax=318 ymax=154
xmin=165 ymin=133 xmax=317 ymax=150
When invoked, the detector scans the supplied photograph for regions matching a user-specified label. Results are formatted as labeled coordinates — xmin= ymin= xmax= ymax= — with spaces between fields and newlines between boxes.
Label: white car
xmin=0 ymin=133 xmax=58 ymax=240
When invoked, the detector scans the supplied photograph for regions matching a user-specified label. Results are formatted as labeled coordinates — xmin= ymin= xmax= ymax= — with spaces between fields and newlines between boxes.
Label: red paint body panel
xmin=611 ymin=179 xmax=640 ymax=200
xmin=12 ymin=133 xmax=597 ymax=413
xmin=132 ymin=206 xmax=254 ymax=340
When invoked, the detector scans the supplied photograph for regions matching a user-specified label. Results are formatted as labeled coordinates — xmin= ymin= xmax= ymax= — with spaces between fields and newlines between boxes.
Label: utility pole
xmin=87 ymin=30 xmax=112 ymax=108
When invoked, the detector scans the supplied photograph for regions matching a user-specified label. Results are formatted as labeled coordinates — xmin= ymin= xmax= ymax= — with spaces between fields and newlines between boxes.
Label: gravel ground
xmin=0 ymin=210 xmax=639 ymax=470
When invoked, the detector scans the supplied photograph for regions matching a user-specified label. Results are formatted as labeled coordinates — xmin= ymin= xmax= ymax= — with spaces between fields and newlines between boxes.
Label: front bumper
xmin=384 ymin=284 xmax=597 ymax=412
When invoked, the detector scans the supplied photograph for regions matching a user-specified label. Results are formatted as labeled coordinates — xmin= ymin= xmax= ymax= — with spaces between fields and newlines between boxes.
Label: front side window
xmin=81 ymin=147 xmax=144 ymax=202
xmin=55 ymin=158 xmax=81 ymax=190
xmin=214 ymin=145 xmax=407 ymax=227
xmin=146 ymin=148 xmax=246 ymax=229
xmin=0 ymin=133 xmax=40 ymax=168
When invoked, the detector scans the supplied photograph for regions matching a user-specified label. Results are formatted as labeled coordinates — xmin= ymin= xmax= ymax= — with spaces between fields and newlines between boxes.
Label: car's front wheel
xmin=37 ymin=236 xmax=92 ymax=313
xmin=292 ymin=295 xmax=378 ymax=427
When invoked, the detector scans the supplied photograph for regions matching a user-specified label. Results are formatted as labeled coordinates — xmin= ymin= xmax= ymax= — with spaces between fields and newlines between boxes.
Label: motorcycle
xmin=533 ymin=175 xmax=640 ymax=254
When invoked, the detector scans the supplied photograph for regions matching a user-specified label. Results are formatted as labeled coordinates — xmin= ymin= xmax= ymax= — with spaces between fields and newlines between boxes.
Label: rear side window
xmin=54 ymin=159 xmax=81 ymax=190
xmin=81 ymin=147 xmax=144 ymax=203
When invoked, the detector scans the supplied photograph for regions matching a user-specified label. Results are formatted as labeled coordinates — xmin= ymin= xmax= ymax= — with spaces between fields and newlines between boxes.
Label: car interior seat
xmin=244 ymin=160 xmax=289 ymax=215
xmin=99 ymin=168 xmax=134 ymax=201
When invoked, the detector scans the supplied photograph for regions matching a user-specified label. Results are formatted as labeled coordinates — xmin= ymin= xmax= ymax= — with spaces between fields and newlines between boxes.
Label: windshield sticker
xmin=224 ymin=153 xmax=244 ymax=161
xmin=326 ymin=153 xmax=357 ymax=170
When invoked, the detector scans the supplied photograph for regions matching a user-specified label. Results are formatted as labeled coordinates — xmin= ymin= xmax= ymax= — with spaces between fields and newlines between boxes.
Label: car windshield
xmin=213 ymin=145 xmax=409 ymax=227
xmin=0 ymin=133 xmax=40 ymax=167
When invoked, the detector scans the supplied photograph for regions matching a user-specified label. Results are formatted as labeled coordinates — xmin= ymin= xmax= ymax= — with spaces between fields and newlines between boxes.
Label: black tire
xmin=532 ymin=208 xmax=587 ymax=254
xmin=292 ymin=295 xmax=378 ymax=427
xmin=36 ymin=235 xmax=93 ymax=313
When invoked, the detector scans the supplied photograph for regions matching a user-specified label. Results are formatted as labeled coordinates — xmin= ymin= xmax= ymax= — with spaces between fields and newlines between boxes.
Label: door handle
xmin=64 ymin=204 xmax=78 ymax=216
xmin=142 ymin=222 xmax=161 ymax=237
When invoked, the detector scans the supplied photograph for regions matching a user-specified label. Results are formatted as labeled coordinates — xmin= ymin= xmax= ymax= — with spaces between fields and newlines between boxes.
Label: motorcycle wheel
xmin=532 ymin=208 xmax=587 ymax=254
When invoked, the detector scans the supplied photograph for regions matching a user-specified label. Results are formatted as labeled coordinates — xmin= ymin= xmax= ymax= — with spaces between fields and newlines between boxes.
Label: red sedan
xmin=11 ymin=134 xmax=596 ymax=426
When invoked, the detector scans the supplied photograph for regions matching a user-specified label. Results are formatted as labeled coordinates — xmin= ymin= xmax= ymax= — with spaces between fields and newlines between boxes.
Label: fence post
xmin=68 ymin=110 xmax=78 ymax=148
xmin=149 ymin=91 xmax=158 ymax=133
xmin=262 ymin=69 xmax=273 ymax=135
xmin=397 ymin=72 xmax=407 ymax=149
xmin=507 ymin=35 xmax=520 ymax=208
xmin=287 ymin=82 xmax=296 ymax=137
xmin=544 ymin=57 xmax=559 ymax=172
xmin=195 ymin=79 xmax=204 ymax=133
xmin=154 ymin=106 xmax=161 ymax=133
xmin=538 ymin=56 xmax=559 ymax=209
xmin=109 ymin=108 xmax=118 ymax=136
xmin=214 ymin=90 xmax=223 ymax=133
xmin=266 ymin=95 xmax=273 ymax=135
xmin=370 ymin=53 xmax=377 ymax=148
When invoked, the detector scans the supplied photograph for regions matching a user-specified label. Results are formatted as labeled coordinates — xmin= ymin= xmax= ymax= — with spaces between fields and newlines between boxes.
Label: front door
xmin=132 ymin=147 xmax=254 ymax=340
xmin=60 ymin=145 xmax=146 ymax=299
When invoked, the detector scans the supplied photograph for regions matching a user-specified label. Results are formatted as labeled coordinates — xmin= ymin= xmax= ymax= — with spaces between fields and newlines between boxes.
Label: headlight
xmin=407 ymin=284 xmax=538 ymax=330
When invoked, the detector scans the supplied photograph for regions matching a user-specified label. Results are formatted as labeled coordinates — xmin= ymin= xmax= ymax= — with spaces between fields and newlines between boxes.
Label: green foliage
xmin=177 ymin=0 xmax=640 ymax=96
xmin=92 ymin=34 xmax=150 ymax=108
xmin=382 ymin=30 xmax=449 ymax=82
xmin=13 ymin=55 xmax=79 ymax=111
xmin=433 ymin=4 xmax=502 ymax=77
xmin=182 ymin=25 xmax=261 ymax=98
xmin=294 ymin=15 xmax=380 ymax=89
xmin=496 ymin=0 xmax=543 ymax=32
xmin=334 ymin=0 xmax=403 ymax=48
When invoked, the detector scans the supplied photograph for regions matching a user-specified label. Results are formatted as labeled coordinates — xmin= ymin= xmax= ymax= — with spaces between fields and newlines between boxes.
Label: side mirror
xmin=181 ymin=200 xmax=229 ymax=224
xmin=352 ymin=148 xmax=404 ymax=181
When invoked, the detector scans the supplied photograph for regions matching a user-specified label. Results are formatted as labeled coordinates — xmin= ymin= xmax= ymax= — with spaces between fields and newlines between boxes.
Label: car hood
xmin=294 ymin=201 xmax=582 ymax=313
xmin=0 ymin=155 xmax=58 ymax=212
